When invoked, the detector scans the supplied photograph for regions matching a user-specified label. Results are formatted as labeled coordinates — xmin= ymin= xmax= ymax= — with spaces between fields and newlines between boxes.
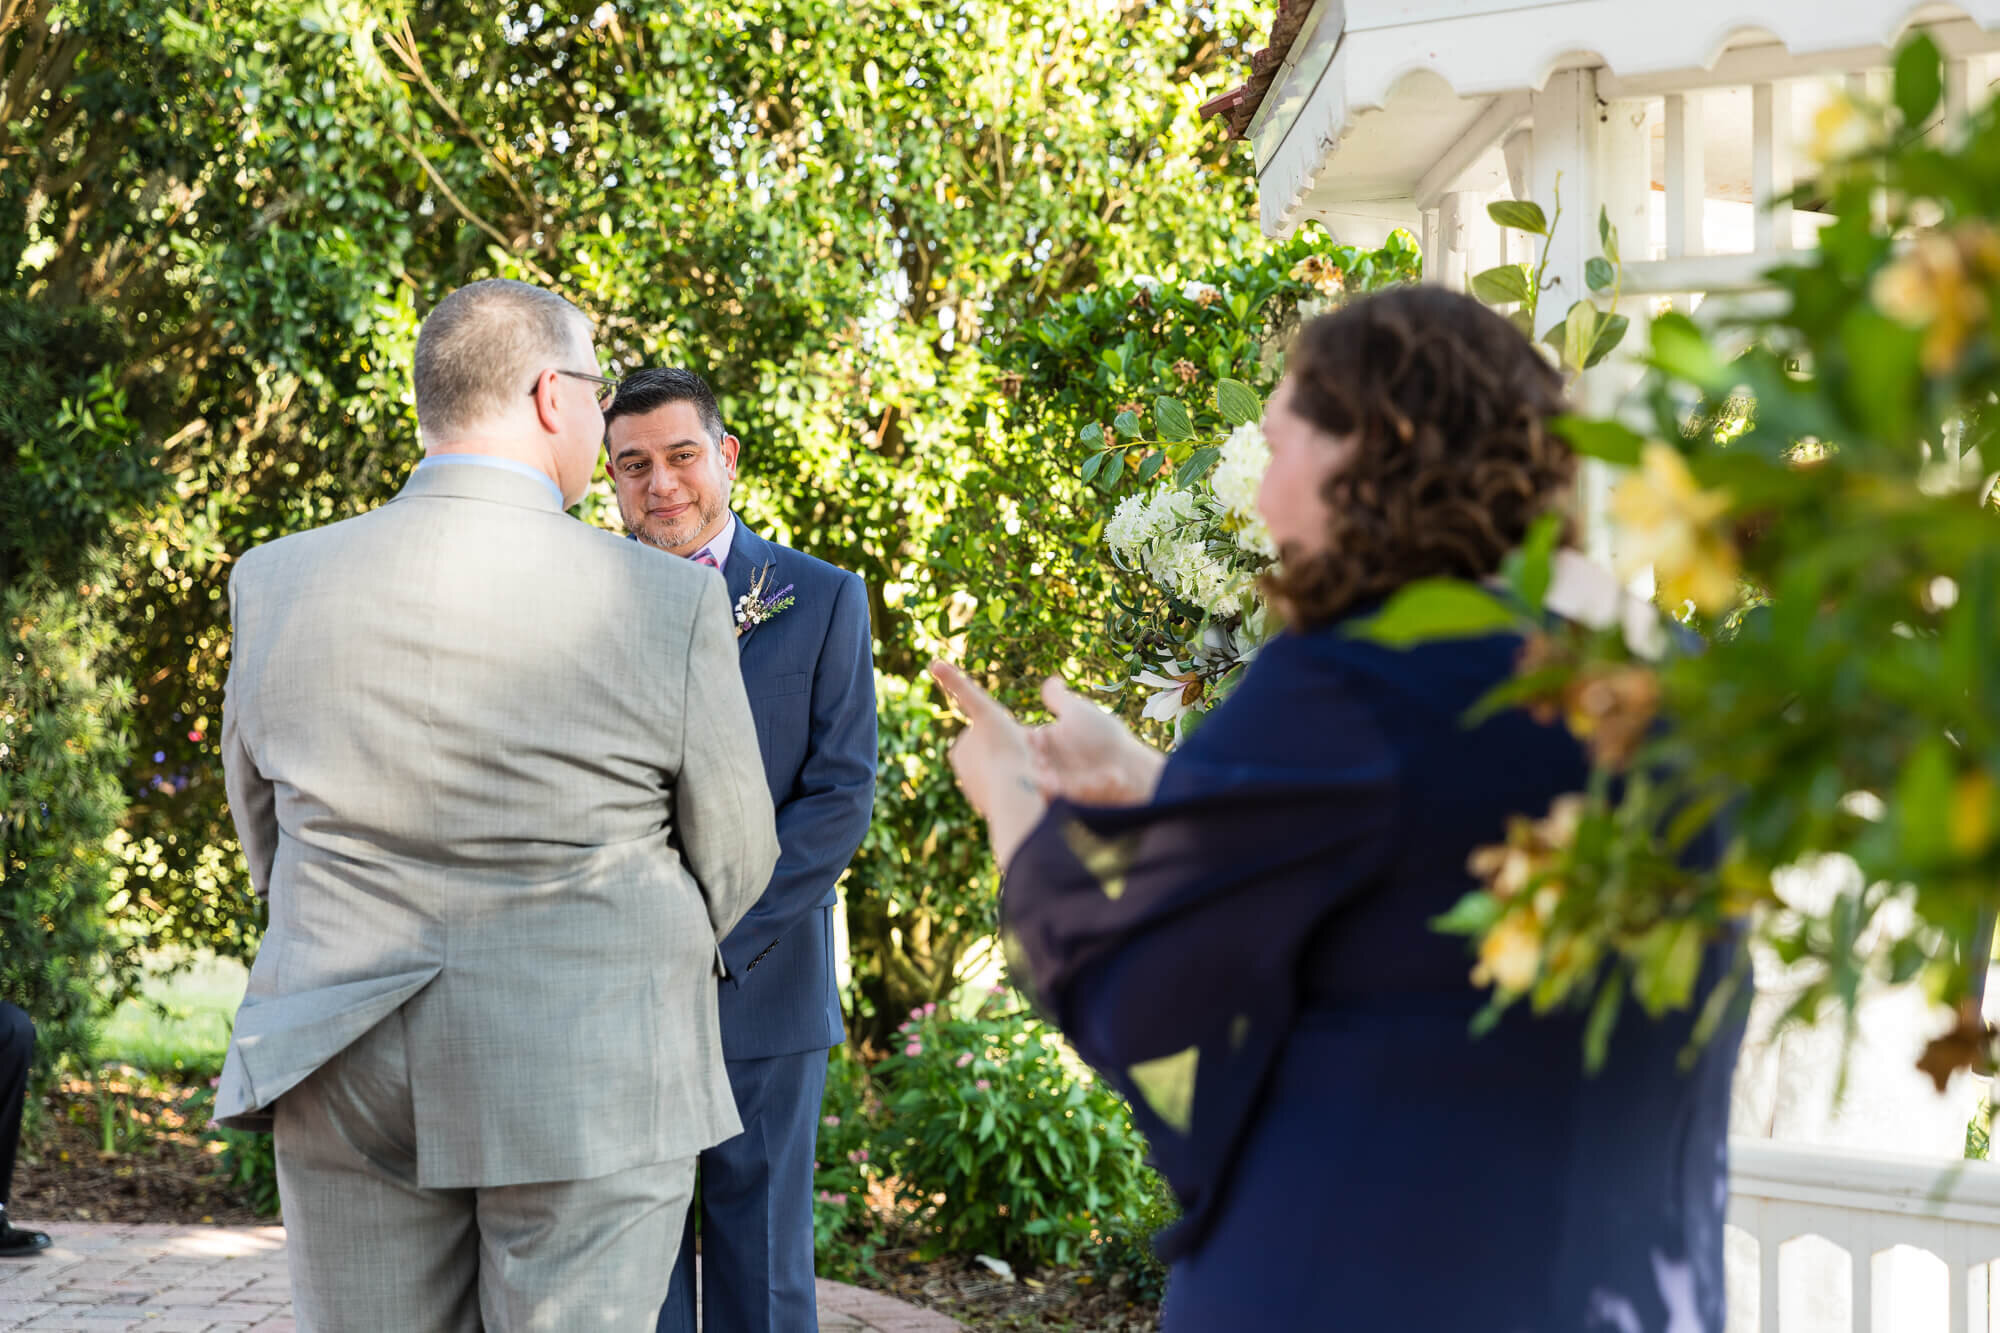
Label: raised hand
xmin=1027 ymin=677 xmax=1166 ymax=807
xmin=929 ymin=659 xmax=1048 ymax=868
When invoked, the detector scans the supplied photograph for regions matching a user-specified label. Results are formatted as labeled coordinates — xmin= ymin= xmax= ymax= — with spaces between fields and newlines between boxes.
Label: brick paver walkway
xmin=0 ymin=1225 xmax=963 ymax=1332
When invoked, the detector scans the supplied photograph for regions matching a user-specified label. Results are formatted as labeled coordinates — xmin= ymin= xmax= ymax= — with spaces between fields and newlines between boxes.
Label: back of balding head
xmin=414 ymin=279 xmax=590 ymax=442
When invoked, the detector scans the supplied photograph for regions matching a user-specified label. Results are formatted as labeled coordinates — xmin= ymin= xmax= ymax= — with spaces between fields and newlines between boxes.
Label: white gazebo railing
xmin=1728 ymin=1138 xmax=2000 ymax=1332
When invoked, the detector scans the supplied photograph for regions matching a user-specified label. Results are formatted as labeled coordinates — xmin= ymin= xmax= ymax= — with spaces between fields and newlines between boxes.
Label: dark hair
xmin=603 ymin=366 xmax=727 ymax=444
xmin=1264 ymin=285 xmax=1572 ymax=627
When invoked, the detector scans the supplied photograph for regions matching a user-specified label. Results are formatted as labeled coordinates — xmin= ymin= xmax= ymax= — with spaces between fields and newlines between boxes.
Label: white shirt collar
xmin=414 ymin=453 xmax=566 ymax=509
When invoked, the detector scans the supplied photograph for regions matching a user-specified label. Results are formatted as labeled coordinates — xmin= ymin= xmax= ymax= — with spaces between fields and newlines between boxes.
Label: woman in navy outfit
xmin=935 ymin=286 xmax=1738 ymax=1331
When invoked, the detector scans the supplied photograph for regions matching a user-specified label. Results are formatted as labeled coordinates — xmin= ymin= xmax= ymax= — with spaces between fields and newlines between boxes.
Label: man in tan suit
xmin=213 ymin=278 xmax=779 ymax=1331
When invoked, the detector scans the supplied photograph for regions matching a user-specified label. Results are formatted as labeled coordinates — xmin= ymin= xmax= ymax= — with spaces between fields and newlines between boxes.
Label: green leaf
xmin=1138 ymin=451 xmax=1166 ymax=482
xmin=1079 ymin=421 xmax=1104 ymax=448
xmin=1507 ymin=308 xmax=1535 ymax=339
xmin=1501 ymin=513 xmax=1563 ymax=613
xmin=1487 ymin=200 xmax=1548 ymax=235
xmin=1100 ymin=449 xmax=1126 ymax=490
xmin=1552 ymin=415 xmax=1644 ymax=466
xmin=1562 ymin=302 xmax=1600 ymax=372
xmin=1080 ymin=452 xmax=1104 ymax=484
xmin=1649 ymin=313 xmax=1722 ymax=387
xmin=1472 ymin=264 xmax=1532 ymax=306
xmin=1174 ymin=446 xmax=1220 ymax=488
xmin=1345 ymin=579 xmax=1521 ymax=647
xmin=1431 ymin=891 xmax=1502 ymax=937
xmin=1153 ymin=395 xmax=1194 ymax=443
xmin=1585 ymin=257 xmax=1615 ymax=292
xmin=1215 ymin=378 xmax=1261 ymax=428
xmin=1895 ymin=33 xmax=1944 ymax=127
xmin=1112 ymin=410 xmax=1141 ymax=440
xmin=1582 ymin=973 xmax=1624 ymax=1073
xmin=1898 ymin=736 xmax=1955 ymax=868
xmin=1583 ymin=313 xmax=1631 ymax=368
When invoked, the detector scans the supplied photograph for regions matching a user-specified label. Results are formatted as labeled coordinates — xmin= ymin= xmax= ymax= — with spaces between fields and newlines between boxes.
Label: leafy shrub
xmin=813 ymin=1046 xmax=889 ymax=1278
xmin=841 ymin=673 xmax=1000 ymax=1053
xmin=0 ymin=300 xmax=158 ymax=1083
xmin=871 ymin=993 xmax=1156 ymax=1269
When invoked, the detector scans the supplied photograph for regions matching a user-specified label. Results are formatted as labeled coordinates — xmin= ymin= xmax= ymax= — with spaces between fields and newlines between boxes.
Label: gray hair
xmin=413 ymin=278 xmax=591 ymax=440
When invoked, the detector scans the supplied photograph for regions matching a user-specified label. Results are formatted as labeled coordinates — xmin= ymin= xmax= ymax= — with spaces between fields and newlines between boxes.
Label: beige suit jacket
xmin=213 ymin=461 xmax=779 ymax=1188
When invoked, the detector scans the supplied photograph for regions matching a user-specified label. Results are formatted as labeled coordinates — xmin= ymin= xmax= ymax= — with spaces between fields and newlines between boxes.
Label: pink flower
xmin=905 ymin=1042 xmax=923 ymax=1057
xmin=909 ymin=1007 xmax=924 ymax=1020
xmin=923 ymin=1002 xmax=938 ymax=1016
xmin=975 ymin=1079 xmax=991 ymax=1091
xmin=990 ymin=983 xmax=1008 ymax=996
xmin=823 ymin=1115 xmax=840 ymax=1127
xmin=848 ymin=1148 xmax=868 ymax=1163
xmin=956 ymin=1053 xmax=974 ymax=1068
xmin=830 ymin=1193 xmax=848 ymax=1206
xmin=208 ymin=1076 xmax=220 ymax=1089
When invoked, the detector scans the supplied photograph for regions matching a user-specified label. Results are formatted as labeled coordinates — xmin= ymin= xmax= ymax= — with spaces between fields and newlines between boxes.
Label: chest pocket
xmin=751 ymin=671 xmax=811 ymax=702
xmin=750 ymin=672 xmax=812 ymax=777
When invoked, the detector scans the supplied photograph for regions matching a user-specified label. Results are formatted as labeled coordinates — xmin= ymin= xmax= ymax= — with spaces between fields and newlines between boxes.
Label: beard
xmin=626 ymin=488 xmax=729 ymax=554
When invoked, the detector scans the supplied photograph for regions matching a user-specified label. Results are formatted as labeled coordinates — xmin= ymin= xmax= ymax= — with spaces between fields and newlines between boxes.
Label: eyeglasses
xmin=529 ymin=369 xmax=619 ymax=411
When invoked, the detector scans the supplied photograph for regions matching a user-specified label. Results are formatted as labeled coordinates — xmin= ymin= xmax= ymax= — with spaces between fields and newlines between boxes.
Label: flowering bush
xmin=870 ymin=992 xmax=1159 ymax=1269
xmin=999 ymin=232 xmax=1419 ymax=730
xmin=1358 ymin=34 xmax=2000 ymax=1082
xmin=812 ymin=1047 xmax=891 ymax=1279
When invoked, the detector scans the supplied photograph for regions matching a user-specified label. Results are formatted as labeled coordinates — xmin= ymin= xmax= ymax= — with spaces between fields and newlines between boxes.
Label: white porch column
xmin=1435 ymin=190 xmax=1483 ymax=293
xmin=1528 ymin=69 xmax=1601 ymax=343
xmin=1576 ymin=96 xmax=1652 ymax=565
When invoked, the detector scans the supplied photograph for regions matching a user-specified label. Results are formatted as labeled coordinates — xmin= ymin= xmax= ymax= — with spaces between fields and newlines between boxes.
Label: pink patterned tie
xmin=691 ymin=547 xmax=718 ymax=569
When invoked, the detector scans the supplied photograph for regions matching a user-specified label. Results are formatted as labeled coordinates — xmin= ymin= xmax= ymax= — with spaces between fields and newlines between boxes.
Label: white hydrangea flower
xmin=1104 ymin=492 xmax=1156 ymax=567
xmin=1211 ymin=422 xmax=1276 ymax=557
xmin=1181 ymin=280 xmax=1222 ymax=306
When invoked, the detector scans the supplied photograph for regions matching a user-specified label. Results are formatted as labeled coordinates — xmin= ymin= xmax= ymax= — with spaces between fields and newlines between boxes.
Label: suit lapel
xmin=721 ymin=517 xmax=776 ymax=652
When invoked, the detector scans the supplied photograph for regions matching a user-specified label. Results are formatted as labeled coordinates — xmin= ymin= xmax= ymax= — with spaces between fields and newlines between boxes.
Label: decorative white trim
xmin=1257 ymin=1 xmax=2000 ymax=237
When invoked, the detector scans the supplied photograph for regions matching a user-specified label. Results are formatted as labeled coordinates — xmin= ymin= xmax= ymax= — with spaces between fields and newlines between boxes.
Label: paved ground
xmin=0 ymin=1225 xmax=963 ymax=1332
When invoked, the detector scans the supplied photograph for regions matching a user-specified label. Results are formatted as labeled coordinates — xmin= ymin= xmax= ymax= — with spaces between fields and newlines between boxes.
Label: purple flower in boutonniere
xmin=735 ymin=563 xmax=796 ymax=639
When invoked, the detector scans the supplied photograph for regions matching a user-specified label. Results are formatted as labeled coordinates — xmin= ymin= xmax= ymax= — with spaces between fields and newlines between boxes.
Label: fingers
xmin=929 ymin=659 xmax=1014 ymax=729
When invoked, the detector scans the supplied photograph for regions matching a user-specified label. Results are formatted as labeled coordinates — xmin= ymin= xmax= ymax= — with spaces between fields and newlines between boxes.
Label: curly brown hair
xmin=1264 ymin=285 xmax=1573 ymax=627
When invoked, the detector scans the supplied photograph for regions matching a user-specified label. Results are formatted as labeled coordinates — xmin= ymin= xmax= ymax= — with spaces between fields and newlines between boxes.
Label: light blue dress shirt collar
xmin=415 ymin=453 xmax=565 ymax=509
xmin=693 ymin=513 xmax=738 ymax=569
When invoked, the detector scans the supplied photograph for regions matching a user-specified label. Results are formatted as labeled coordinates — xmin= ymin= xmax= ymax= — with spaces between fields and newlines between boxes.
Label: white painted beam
xmin=1412 ymin=92 xmax=1531 ymax=212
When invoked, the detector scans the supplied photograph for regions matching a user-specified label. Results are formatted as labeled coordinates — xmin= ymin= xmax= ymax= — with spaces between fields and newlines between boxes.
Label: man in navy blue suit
xmin=605 ymin=368 xmax=876 ymax=1332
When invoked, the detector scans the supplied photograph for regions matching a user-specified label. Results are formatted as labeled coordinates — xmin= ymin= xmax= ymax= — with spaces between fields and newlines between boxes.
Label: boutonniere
xmin=735 ymin=563 xmax=796 ymax=639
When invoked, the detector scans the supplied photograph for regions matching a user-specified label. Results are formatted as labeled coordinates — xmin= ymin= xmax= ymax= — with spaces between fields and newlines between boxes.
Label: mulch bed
xmin=13 ymin=1074 xmax=1163 ymax=1331
xmin=12 ymin=1071 xmax=268 ymax=1227
xmin=869 ymin=1251 xmax=1162 ymax=1331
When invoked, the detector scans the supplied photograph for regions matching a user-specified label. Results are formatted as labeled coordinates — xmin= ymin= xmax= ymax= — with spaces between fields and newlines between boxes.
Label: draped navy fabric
xmin=1001 ymin=612 xmax=1740 ymax=1331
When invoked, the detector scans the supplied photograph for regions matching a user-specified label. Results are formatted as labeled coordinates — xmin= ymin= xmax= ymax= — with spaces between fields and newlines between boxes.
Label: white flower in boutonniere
xmin=734 ymin=563 xmax=797 ymax=639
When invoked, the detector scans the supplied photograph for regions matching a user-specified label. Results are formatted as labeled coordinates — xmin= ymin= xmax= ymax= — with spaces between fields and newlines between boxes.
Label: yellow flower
xmin=1472 ymin=911 xmax=1543 ymax=993
xmin=1609 ymin=443 xmax=1740 ymax=614
xmin=1288 ymin=254 xmax=1346 ymax=296
xmin=1952 ymin=769 xmax=1998 ymax=858
xmin=1873 ymin=226 xmax=1998 ymax=374
xmin=1810 ymin=93 xmax=1878 ymax=164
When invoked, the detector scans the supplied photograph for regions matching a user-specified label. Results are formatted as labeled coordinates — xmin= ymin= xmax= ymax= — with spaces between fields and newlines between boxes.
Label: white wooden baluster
xmin=1947 ymin=58 xmax=1971 ymax=126
xmin=1761 ymin=1229 xmax=1781 ymax=1333
xmin=1664 ymin=92 xmax=1705 ymax=260
xmin=1854 ymin=1242 xmax=1873 ymax=1333
xmin=1956 ymin=1258 xmax=1972 ymax=1333
xmin=1664 ymin=91 xmax=1705 ymax=313
xmin=1751 ymin=82 xmax=1793 ymax=254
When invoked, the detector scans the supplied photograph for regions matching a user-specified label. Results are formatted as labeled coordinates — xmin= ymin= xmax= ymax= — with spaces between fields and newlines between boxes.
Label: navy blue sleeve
xmin=720 ymin=569 xmax=878 ymax=980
